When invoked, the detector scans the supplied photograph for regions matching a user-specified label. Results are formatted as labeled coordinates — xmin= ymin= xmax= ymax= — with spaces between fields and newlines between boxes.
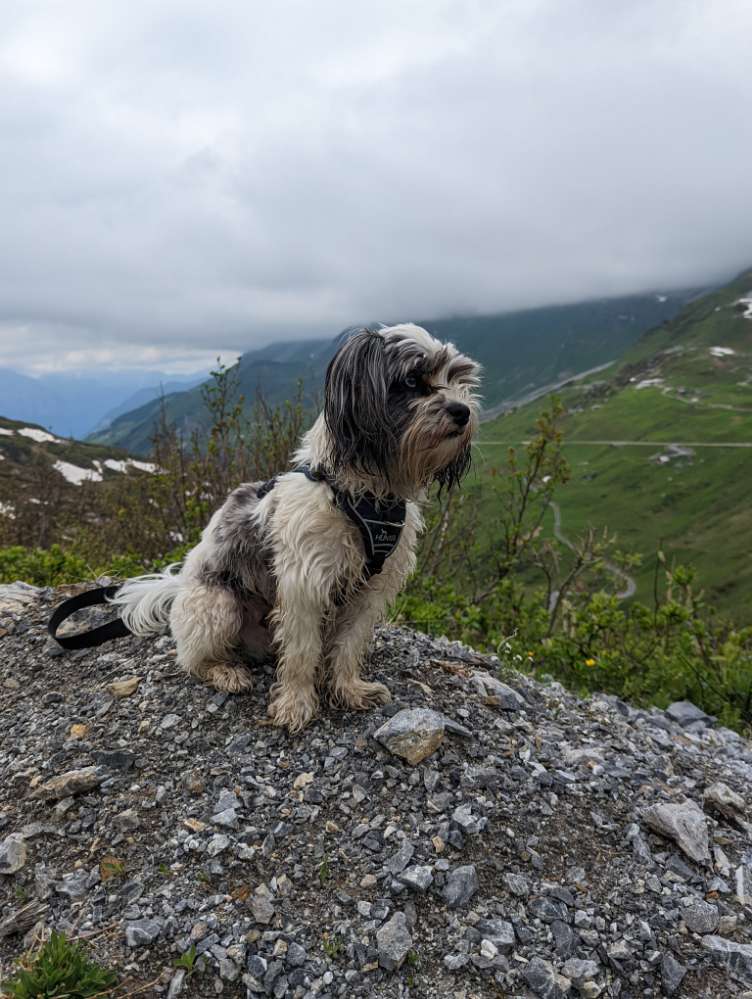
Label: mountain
xmin=92 ymin=374 xmax=207 ymax=432
xmin=90 ymin=292 xmax=694 ymax=454
xmin=0 ymin=368 xmax=206 ymax=440
xmin=476 ymin=266 xmax=752 ymax=620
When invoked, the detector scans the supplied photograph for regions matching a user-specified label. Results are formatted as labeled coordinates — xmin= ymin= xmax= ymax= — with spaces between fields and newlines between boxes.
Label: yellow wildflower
xmin=584 ymin=658 xmax=597 ymax=667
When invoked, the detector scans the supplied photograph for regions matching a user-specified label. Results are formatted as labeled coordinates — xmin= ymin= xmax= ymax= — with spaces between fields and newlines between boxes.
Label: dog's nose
xmin=445 ymin=401 xmax=470 ymax=427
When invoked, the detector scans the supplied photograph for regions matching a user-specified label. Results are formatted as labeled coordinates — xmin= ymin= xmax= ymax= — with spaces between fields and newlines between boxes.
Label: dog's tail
xmin=108 ymin=564 xmax=182 ymax=636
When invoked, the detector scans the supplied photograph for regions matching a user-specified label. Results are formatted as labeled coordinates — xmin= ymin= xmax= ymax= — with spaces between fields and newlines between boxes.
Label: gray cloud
xmin=1 ymin=0 xmax=751 ymax=372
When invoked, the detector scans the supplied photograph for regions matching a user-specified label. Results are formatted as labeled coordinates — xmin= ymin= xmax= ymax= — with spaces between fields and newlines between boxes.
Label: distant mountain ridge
xmin=0 ymin=368 xmax=206 ymax=440
xmin=90 ymin=292 xmax=696 ymax=454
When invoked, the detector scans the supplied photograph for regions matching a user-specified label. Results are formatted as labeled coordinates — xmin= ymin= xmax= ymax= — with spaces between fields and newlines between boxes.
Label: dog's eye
xmin=404 ymin=375 xmax=419 ymax=390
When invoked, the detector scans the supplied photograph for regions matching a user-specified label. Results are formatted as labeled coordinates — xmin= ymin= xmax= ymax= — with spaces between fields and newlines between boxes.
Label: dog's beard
xmin=397 ymin=407 xmax=474 ymax=491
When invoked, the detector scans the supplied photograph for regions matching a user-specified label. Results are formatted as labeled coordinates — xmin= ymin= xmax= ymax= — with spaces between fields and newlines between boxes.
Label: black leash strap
xmin=47 ymin=585 xmax=131 ymax=650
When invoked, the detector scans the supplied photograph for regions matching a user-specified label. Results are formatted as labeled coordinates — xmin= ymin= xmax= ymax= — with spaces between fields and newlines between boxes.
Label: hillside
xmin=0 ymin=416 xmax=154 ymax=533
xmin=90 ymin=294 xmax=693 ymax=454
xmin=1 ymin=582 xmax=751 ymax=996
xmin=476 ymin=267 xmax=752 ymax=620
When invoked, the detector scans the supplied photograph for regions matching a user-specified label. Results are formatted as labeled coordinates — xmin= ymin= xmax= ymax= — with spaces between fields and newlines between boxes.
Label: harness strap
xmin=47 ymin=585 xmax=130 ymax=650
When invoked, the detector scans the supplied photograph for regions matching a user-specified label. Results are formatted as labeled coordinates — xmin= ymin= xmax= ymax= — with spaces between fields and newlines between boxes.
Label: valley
xmin=475 ymin=267 xmax=752 ymax=621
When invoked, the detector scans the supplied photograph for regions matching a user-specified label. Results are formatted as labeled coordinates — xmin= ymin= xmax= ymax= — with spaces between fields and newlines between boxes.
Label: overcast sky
xmin=1 ymin=1 xmax=751 ymax=374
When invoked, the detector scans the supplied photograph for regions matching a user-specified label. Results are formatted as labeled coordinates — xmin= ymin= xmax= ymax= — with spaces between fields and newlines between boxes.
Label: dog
xmin=111 ymin=324 xmax=481 ymax=731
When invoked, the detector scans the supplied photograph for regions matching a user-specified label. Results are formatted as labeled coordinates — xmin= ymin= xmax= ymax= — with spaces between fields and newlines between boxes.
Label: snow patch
xmin=53 ymin=460 xmax=103 ymax=486
xmin=735 ymin=296 xmax=752 ymax=319
xmin=17 ymin=427 xmax=61 ymax=444
xmin=709 ymin=346 xmax=735 ymax=358
xmin=0 ymin=428 xmax=14 ymax=437
xmin=656 ymin=294 xmax=668 ymax=303
xmin=0 ymin=501 xmax=15 ymax=519
xmin=635 ymin=378 xmax=664 ymax=390
xmin=103 ymin=458 xmax=157 ymax=474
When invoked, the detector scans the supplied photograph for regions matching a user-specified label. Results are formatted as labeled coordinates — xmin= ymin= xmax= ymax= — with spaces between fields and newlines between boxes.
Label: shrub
xmin=2 ymin=930 xmax=117 ymax=998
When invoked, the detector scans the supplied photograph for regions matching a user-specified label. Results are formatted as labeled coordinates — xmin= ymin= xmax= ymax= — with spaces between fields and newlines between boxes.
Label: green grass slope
xmin=476 ymin=267 xmax=752 ymax=620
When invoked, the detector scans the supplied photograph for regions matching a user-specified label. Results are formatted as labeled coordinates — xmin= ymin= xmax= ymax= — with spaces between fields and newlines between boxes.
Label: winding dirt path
xmin=550 ymin=500 xmax=637 ymax=601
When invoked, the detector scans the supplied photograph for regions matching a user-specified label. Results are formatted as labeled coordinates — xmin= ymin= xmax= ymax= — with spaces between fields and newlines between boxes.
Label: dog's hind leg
xmin=170 ymin=584 xmax=253 ymax=693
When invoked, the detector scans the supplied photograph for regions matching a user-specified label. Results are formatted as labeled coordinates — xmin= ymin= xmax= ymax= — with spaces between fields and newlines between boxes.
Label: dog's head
xmin=323 ymin=323 xmax=481 ymax=492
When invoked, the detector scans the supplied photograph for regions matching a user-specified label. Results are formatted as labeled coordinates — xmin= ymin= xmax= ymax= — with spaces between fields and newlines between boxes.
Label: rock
xmin=641 ymin=799 xmax=710 ymax=863
xmin=702 ymin=935 xmax=752 ymax=984
xmin=397 ymin=865 xmax=433 ymax=892
xmin=113 ymin=808 xmax=141 ymax=832
xmin=443 ymin=953 xmax=469 ymax=971
xmin=475 ymin=917 xmax=515 ymax=954
xmin=682 ymin=899 xmax=719 ymax=934
xmin=167 ymin=969 xmax=186 ymax=998
xmin=55 ymin=870 xmax=90 ymax=898
xmin=384 ymin=840 xmax=414 ymax=875
xmin=470 ymin=671 xmax=526 ymax=709
xmin=504 ymin=872 xmax=530 ymax=896
xmin=736 ymin=863 xmax=752 ymax=904
xmin=374 ymin=708 xmax=445 ymax=765
xmin=286 ymin=942 xmax=306 ymax=967
xmin=479 ymin=938 xmax=498 ymax=960
xmin=523 ymin=955 xmax=572 ymax=998
xmin=251 ymin=892 xmax=275 ymax=925
xmin=376 ymin=911 xmax=412 ymax=971
xmin=125 ymin=918 xmax=161 ymax=947
xmin=443 ymin=865 xmax=479 ymax=908
xmin=665 ymin=700 xmax=713 ymax=727
xmin=704 ymin=780 xmax=746 ymax=821
xmin=207 ymin=834 xmax=230 ymax=857
xmin=452 ymin=804 xmax=485 ymax=834
xmin=107 ymin=676 xmax=141 ymax=698
xmin=0 ymin=834 xmax=27 ymax=875
xmin=31 ymin=767 xmax=103 ymax=800
xmin=0 ymin=582 xmax=43 ymax=613
xmin=660 ymin=952 xmax=687 ymax=995
xmin=562 ymin=959 xmax=599 ymax=983
xmin=94 ymin=749 xmax=136 ymax=771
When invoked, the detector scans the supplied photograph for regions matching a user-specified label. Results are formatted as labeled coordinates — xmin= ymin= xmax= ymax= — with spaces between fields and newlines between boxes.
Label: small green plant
xmin=174 ymin=945 xmax=198 ymax=976
xmin=158 ymin=862 xmax=171 ymax=877
xmin=318 ymin=855 xmax=331 ymax=887
xmin=321 ymin=932 xmax=342 ymax=960
xmin=405 ymin=948 xmax=420 ymax=987
xmin=2 ymin=930 xmax=117 ymax=998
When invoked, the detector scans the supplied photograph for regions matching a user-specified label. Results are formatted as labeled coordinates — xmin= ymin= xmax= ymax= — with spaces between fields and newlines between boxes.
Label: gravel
xmin=1 ymin=581 xmax=751 ymax=996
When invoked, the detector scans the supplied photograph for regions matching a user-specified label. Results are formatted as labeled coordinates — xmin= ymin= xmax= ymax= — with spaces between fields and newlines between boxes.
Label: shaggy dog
xmin=111 ymin=324 xmax=481 ymax=731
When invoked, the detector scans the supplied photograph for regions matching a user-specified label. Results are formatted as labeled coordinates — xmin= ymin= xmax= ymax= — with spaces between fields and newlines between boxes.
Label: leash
xmin=47 ymin=466 xmax=406 ymax=650
xmin=47 ymin=585 xmax=130 ymax=650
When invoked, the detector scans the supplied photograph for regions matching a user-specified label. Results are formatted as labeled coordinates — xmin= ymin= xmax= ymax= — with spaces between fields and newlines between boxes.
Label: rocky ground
xmin=1 ymin=580 xmax=752 ymax=999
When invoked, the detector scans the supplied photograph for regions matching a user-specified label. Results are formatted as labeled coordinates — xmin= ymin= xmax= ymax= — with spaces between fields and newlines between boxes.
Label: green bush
xmin=2 ymin=930 xmax=117 ymax=998
xmin=0 ymin=546 xmax=90 ymax=587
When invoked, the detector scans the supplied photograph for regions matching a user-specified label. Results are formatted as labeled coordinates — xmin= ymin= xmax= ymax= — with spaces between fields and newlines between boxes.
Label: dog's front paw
xmin=205 ymin=662 xmax=253 ymax=693
xmin=267 ymin=685 xmax=319 ymax=733
xmin=332 ymin=679 xmax=392 ymax=711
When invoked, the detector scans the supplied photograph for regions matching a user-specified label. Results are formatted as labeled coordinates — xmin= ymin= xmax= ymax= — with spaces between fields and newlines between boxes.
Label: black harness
xmin=47 ymin=465 xmax=405 ymax=650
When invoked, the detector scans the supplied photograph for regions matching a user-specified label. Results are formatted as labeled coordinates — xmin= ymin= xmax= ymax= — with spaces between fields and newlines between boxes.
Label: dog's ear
xmin=434 ymin=443 xmax=472 ymax=492
xmin=324 ymin=329 xmax=397 ymax=479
